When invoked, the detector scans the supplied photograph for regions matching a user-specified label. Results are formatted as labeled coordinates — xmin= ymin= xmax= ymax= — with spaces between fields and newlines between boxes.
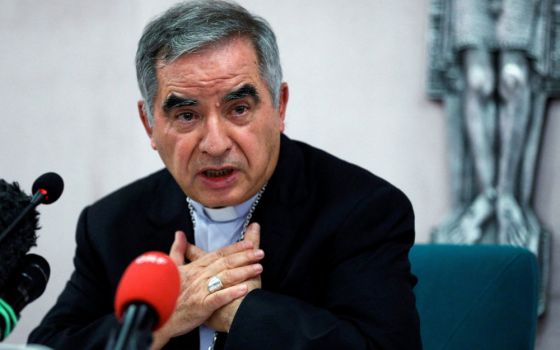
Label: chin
xmin=193 ymin=193 xmax=243 ymax=208
xmin=187 ymin=181 xmax=262 ymax=208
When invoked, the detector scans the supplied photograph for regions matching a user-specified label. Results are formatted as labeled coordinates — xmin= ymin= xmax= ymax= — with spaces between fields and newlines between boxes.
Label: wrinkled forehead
xmin=156 ymin=34 xmax=259 ymax=69
xmin=156 ymin=37 xmax=261 ymax=84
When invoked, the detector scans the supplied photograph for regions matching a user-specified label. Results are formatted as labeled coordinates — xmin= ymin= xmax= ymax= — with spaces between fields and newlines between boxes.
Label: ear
xmin=277 ymin=82 xmax=289 ymax=132
xmin=138 ymin=100 xmax=157 ymax=150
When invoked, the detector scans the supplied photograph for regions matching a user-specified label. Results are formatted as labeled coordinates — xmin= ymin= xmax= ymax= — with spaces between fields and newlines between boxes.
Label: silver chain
xmin=185 ymin=184 xmax=267 ymax=350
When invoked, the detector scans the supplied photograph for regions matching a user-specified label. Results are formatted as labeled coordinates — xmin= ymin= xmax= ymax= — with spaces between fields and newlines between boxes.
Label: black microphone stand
xmin=105 ymin=303 xmax=157 ymax=350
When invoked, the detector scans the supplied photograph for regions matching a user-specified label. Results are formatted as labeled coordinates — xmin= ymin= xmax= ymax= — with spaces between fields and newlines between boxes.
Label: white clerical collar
xmin=187 ymin=193 xmax=259 ymax=223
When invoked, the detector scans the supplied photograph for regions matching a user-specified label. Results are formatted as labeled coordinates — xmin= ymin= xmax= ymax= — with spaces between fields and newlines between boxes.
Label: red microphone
xmin=106 ymin=252 xmax=180 ymax=350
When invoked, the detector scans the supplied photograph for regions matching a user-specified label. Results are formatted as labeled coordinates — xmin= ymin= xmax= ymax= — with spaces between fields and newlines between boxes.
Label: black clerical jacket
xmin=29 ymin=135 xmax=422 ymax=349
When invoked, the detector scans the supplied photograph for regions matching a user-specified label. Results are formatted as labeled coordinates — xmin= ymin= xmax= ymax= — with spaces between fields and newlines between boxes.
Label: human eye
xmin=169 ymin=110 xmax=201 ymax=132
xmin=230 ymin=104 xmax=250 ymax=118
xmin=175 ymin=111 xmax=199 ymax=123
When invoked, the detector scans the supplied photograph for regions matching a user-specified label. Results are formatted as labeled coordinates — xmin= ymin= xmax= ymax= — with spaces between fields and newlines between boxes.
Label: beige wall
xmin=0 ymin=0 xmax=558 ymax=347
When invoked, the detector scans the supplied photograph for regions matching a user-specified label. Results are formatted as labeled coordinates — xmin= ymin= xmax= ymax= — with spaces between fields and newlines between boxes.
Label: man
xmin=29 ymin=1 xmax=421 ymax=349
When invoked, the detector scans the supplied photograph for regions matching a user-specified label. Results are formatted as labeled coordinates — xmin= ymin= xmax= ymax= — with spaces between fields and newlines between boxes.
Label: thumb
xmin=244 ymin=222 xmax=261 ymax=249
xmin=169 ymin=230 xmax=187 ymax=265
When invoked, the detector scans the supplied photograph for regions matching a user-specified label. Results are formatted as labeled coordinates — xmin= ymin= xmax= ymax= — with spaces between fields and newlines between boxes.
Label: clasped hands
xmin=151 ymin=223 xmax=264 ymax=349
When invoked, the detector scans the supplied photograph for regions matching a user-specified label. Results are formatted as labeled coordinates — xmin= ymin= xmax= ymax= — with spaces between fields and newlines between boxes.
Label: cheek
xmin=250 ymin=124 xmax=280 ymax=165
xmin=154 ymin=131 xmax=194 ymax=165
xmin=172 ymin=137 xmax=197 ymax=163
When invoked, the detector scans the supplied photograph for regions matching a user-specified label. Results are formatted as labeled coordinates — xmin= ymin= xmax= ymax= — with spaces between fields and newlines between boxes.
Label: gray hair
xmin=135 ymin=0 xmax=283 ymax=124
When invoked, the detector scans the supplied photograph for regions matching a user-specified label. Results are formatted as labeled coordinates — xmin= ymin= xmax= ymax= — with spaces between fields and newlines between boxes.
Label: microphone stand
xmin=106 ymin=303 xmax=157 ymax=350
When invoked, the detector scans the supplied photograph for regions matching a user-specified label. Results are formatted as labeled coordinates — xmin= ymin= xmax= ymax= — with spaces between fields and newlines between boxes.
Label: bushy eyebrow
xmin=223 ymin=84 xmax=260 ymax=103
xmin=162 ymin=94 xmax=198 ymax=112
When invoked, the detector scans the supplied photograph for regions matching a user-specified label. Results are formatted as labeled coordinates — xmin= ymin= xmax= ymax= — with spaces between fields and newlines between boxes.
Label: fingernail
xmin=254 ymin=264 xmax=263 ymax=272
xmin=253 ymin=249 xmax=264 ymax=258
xmin=238 ymin=284 xmax=248 ymax=294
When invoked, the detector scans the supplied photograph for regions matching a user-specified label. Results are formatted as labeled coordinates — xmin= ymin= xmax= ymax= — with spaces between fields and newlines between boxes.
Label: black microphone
xmin=30 ymin=173 xmax=64 ymax=206
xmin=0 ymin=254 xmax=50 ymax=341
xmin=0 ymin=172 xmax=63 ymax=247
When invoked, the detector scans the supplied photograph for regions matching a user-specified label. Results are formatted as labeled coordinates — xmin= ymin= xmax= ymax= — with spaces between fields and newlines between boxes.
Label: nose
xmin=198 ymin=115 xmax=232 ymax=156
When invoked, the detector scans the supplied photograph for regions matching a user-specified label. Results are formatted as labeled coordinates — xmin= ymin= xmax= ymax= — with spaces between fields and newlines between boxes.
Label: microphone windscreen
xmin=1 ymin=253 xmax=50 ymax=312
xmin=114 ymin=252 xmax=180 ymax=331
xmin=31 ymin=173 xmax=64 ymax=204
xmin=18 ymin=254 xmax=50 ymax=302
xmin=0 ymin=180 xmax=39 ymax=291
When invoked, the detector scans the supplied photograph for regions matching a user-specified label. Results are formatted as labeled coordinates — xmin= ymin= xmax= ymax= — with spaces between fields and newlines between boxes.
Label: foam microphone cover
xmin=31 ymin=172 xmax=64 ymax=204
xmin=114 ymin=252 xmax=180 ymax=330
xmin=0 ymin=180 xmax=39 ymax=291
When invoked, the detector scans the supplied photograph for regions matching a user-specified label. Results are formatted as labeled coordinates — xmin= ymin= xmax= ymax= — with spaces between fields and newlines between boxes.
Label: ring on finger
xmin=207 ymin=275 xmax=223 ymax=293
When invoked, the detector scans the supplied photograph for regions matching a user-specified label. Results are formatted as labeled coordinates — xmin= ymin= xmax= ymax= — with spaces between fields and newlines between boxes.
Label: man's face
xmin=139 ymin=37 xmax=288 ymax=208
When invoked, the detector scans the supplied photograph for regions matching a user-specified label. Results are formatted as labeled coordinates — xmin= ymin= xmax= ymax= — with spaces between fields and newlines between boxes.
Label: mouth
xmin=202 ymin=168 xmax=235 ymax=178
xmin=202 ymin=168 xmax=233 ymax=178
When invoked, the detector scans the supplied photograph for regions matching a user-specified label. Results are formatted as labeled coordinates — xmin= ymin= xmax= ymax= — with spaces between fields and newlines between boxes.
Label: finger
xmin=169 ymin=231 xmax=188 ymax=266
xmin=185 ymin=241 xmax=207 ymax=262
xmin=217 ymin=263 xmax=263 ymax=288
xmin=193 ymin=239 xmax=254 ymax=267
xmin=205 ymin=284 xmax=249 ymax=310
xmin=203 ymin=248 xmax=264 ymax=278
xmin=244 ymin=223 xmax=261 ymax=249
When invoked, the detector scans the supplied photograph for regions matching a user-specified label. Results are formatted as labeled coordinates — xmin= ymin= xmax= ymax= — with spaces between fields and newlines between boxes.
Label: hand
xmin=205 ymin=223 xmax=263 ymax=332
xmin=150 ymin=230 xmax=264 ymax=349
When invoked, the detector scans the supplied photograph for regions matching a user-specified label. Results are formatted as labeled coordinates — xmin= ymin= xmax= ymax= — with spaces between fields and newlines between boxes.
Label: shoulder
xmin=74 ymin=169 xmax=182 ymax=283
xmin=87 ymin=168 xmax=173 ymax=216
xmin=286 ymin=136 xmax=411 ymax=210
xmin=78 ymin=168 xmax=184 ymax=244
xmin=276 ymin=137 xmax=416 ymax=270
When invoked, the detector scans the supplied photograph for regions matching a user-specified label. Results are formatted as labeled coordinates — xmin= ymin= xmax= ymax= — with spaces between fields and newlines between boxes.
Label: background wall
xmin=0 ymin=0 xmax=558 ymax=347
